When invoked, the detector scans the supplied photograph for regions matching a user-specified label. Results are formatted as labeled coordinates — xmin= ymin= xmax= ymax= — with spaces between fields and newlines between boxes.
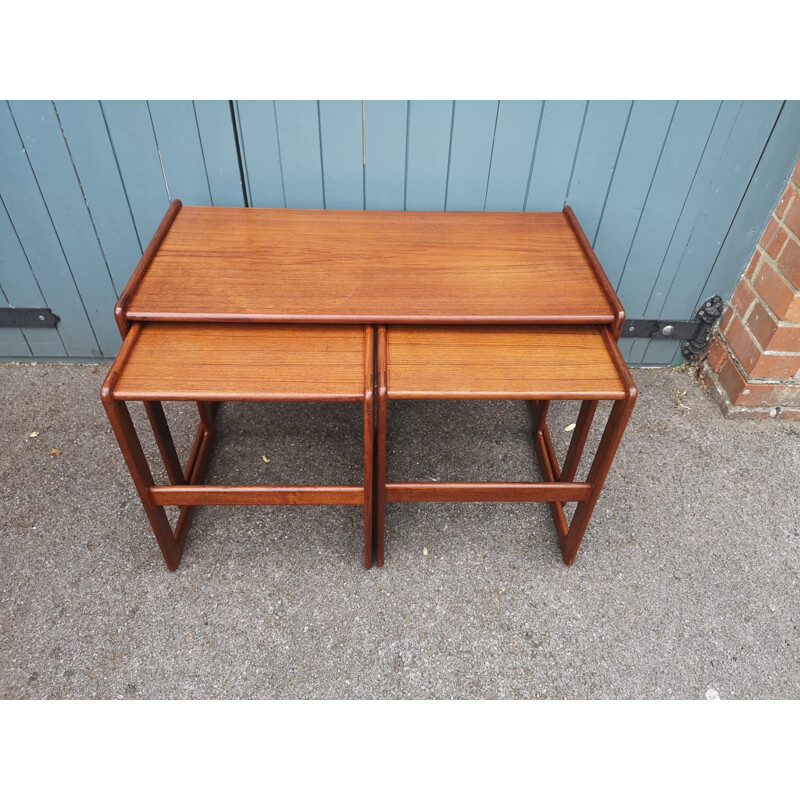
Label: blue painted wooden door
xmin=1 ymin=100 xmax=798 ymax=363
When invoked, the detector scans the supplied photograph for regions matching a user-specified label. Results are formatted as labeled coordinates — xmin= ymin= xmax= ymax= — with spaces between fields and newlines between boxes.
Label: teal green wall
xmin=1 ymin=100 xmax=798 ymax=363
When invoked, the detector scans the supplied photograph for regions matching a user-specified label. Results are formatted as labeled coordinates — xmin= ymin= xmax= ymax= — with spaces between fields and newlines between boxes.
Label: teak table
xmin=104 ymin=200 xmax=636 ymax=570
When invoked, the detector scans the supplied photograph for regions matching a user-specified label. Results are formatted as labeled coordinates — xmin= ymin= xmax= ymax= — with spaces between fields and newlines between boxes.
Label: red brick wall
xmin=703 ymin=158 xmax=800 ymax=420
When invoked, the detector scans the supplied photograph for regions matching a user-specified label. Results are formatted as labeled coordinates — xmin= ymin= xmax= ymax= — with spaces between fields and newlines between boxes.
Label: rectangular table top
xmin=124 ymin=205 xmax=618 ymax=325
xmin=112 ymin=323 xmax=368 ymax=402
xmin=386 ymin=325 xmax=627 ymax=400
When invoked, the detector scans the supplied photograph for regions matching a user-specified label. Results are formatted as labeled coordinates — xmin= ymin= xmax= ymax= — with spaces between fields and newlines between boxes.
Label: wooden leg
xmin=101 ymin=395 xmax=185 ymax=571
xmin=530 ymin=399 xmax=549 ymax=434
xmin=531 ymin=428 xmax=570 ymax=538
xmin=375 ymin=326 xmax=388 ymax=567
xmin=197 ymin=401 xmax=216 ymax=436
xmin=171 ymin=403 xmax=217 ymax=553
xmin=530 ymin=399 xmax=568 ymax=537
xmin=530 ymin=400 xmax=562 ymax=479
xmin=144 ymin=401 xmax=184 ymax=485
xmin=363 ymin=326 xmax=375 ymax=569
xmin=103 ymin=394 xmax=219 ymax=571
xmin=561 ymin=400 xmax=598 ymax=483
xmin=560 ymin=392 xmax=636 ymax=565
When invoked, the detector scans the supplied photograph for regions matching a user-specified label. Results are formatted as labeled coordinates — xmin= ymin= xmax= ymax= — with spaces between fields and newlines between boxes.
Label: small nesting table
xmin=104 ymin=201 xmax=636 ymax=570
xmin=375 ymin=325 xmax=636 ymax=567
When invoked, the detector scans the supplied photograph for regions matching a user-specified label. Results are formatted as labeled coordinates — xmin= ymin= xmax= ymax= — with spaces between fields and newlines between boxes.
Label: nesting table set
xmin=102 ymin=201 xmax=636 ymax=571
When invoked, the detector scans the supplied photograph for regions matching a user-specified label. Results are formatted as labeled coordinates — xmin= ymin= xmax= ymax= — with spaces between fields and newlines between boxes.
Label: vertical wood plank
xmin=525 ymin=101 xmax=586 ymax=211
xmin=593 ymin=101 xmax=677 ymax=287
xmin=616 ymin=339 xmax=636 ymax=363
xmin=234 ymin=101 xmax=284 ymax=208
xmin=319 ymin=100 xmax=364 ymax=209
xmin=618 ymin=101 xmax=723 ymax=363
xmin=405 ymin=100 xmax=453 ymax=211
xmin=364 ymin=100 xmax=407 ymax=210
xmin=642 ymin=102 xmax=754 ymax=319
xmin=1 ymin=101 xmax=103 ymax=356
xmin=54 ymin=100 xmax=143 ymax=292
xmin=0 ymin=283 xmax=31 ymax=358
xmin=656 ymin=101 xmax=800 ymax=366
xmin=630 ymin=101 xmax=739 ymax=364
xmin=484 ymin=101 xmax=542 ymax=211
xmin=193 ymin=101 xmax=246 ymax=207
xmin=642 ymin=100 xmax=781 ymax=364
xmin=274 ymin=101 xmax=324 ymax=209
xmin=565 ymin=101 xmax=632 ymax=242
xmin=0 ymin=336 xmax=31 ymax=359
xmin=653 ymin=100 xmax=783 ymax=318
xmin=100 ymin=101 xmax=170 ymax=248
xmin=0 ymin=337 xmax=31 ymax=359
xmin=445 ymin=100 xmax=498 ymax=211
xmin=148 ymin=100 xmax=212 ymax=205
xmin=9 ymin=101 xmax=121 ymax=355
xmin=614 ymin=102 xmax=721 ymax=360
xmin=0 ymin=199 xmax=66 ymax=356
xmin=701 ymin=100 xmax=800 ymax=306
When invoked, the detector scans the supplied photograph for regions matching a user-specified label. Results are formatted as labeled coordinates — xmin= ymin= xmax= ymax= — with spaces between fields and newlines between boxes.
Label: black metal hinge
xmin=619 ymin=295 xmax=724 ymax=360
xmin=0 ymin=307 xmax=60 ymax=328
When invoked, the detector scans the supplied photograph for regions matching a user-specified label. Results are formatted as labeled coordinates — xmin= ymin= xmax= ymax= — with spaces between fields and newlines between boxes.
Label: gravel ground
xmin=0 ymin=363 xmax=798 ymax=699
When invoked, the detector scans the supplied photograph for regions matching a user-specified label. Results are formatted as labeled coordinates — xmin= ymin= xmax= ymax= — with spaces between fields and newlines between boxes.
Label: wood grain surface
xmin=385 ymin=325 xmax=626 ymax=399
xmin=126 ymin=206 xmax=615 ymax=324
xmin=112 ymin=322 xmax=367 ymax=401
xmin=149 ymin=485 xmax=364 ymax=506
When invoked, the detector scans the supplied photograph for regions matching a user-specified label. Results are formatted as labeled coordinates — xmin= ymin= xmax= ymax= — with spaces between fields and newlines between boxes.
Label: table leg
xmin=561 ymin=399 xmax=598 ymax=483
xmin=375 ymin=325 xmax=388 ymax=567
xmin=559 ymin=391 xmax=636 ymax=565
xmin=101 ymin=394 xmax=186 ymax=571
xmin=363 ymin=326 xmax=375 ymax=569
xmin=144 ymin=401 xmax=184 ymax=485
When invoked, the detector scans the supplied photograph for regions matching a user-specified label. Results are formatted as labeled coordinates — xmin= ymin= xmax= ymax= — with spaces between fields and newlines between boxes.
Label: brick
xmin=743 ymin=302 xmax=800 ymax=353
xmin=717 ymin=357 xmax=800 ymax=406
xmin=785 ymin=195 xmax=800 ymax=238
xmin=771 ymin=324 xmax=800 ymax=352
xmin=754 ymin=260 xmax=799 ymax=319
xmin=721 ymin=307 xmax=734 ymax=334
xmin=746 ymin=301 xmax=779 ymax=349
xmin=785 ymin=296 xmax=800 ymax=324
xmin=706 ymin=335 xmax=729 ymax=372
xmin=724 ymin=405 xmax=800 ymax=422
xmin=778 ymin=237 xmax=800 ymax=290
xmin=716 ymin=357 xmax=747 ymax=404
xmin=722 ymin=314 xmax=762 ymax=375
xmin=776 ymin=184 xmax=797 ymax=220
xmin=762 ymin=320 xmax=800 ymax=353
xmin=762 ymin=217 xmax=788 ymax=259
xmin=744 ymin=251 xmax=761 ymax=280
xmin=766 ymin=319 xmax=800 ymax=353
xmin=731 ymin=280 xmax=757 ymax=318
xmin=793 ymin=159 xmax=800 ymax=187
xmin=748 ymin=352 xmax=800 ymax=379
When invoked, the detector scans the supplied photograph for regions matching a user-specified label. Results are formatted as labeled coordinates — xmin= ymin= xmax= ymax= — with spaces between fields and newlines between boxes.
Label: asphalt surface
xmin=1 ymin=363 xmax=798 ymax=699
